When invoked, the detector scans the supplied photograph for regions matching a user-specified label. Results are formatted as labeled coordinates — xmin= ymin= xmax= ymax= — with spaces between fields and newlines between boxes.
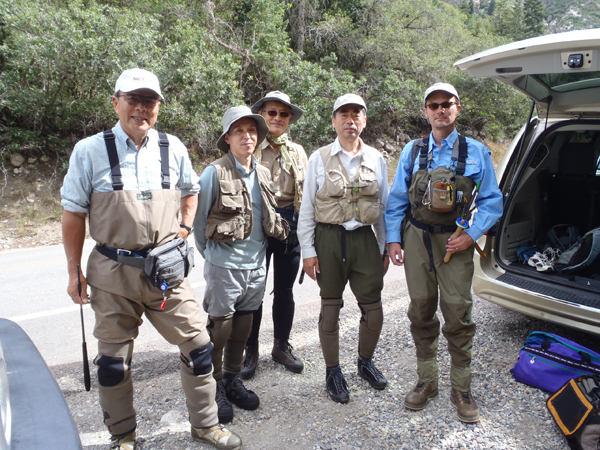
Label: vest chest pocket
xmin=218 ymin=179 xmax=245 ymax=213
xmin=324 ymin=169 xmax=346 ymax=197
xmin=356 ymin=165 xmax=379 ymax=196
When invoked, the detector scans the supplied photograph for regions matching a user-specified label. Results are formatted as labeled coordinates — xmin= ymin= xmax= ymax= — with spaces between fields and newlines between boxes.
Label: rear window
xmin=536 ymin=72 xmax=600 ymax=93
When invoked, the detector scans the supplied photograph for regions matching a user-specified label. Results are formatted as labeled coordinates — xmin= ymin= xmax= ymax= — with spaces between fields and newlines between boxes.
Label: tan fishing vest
xmin=255 ymin=140 xmax=307 ymax=214
xmin=314 ymin=143 xmax=383 ymax=225
xmin=206 ymin=152 xmax=289 ymax=242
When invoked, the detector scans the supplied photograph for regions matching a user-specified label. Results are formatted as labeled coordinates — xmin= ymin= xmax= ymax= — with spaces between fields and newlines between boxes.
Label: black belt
xmin=408 ymin=217 xmax=455 ymax=272
xmin=95 ymin=245 xmax=148 ymax=270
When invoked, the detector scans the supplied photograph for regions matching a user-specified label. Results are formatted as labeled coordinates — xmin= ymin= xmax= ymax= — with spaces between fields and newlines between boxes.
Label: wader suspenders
xmin=96 ymin=130 xmax=172 ymax=267
xmin=408 ymin=134 xmax=468 ymax=272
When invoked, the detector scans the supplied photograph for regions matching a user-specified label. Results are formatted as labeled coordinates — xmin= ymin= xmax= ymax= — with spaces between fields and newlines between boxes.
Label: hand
xmin=67 ymin=268 xmax=90 ymax=305
xmin=446 ymin=233 xmax=474 ymax=253
xmin=303 ymin=257 xmax=320 ymax=281
xmin=388 ymin=242 xmax=404 ymax=266
xmin=382 ymin=254 xmax=390 ymax=275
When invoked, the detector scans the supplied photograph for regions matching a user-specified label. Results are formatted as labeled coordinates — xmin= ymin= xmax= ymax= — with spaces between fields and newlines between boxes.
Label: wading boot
xmin=109 ymin=432 xmax=136 ymax=450
xmin=357 ymin=356 xmax=387 ymax=390
xmin=450 ymin=388 xmax=480 ymax=423
xmin=240 ymin=341 xmax=259 ymax=380
xmin=325 ymin=365 xmax=349 ymax=403
xmin=403 ymin=380 xmax=438 ymax=410
xmin=192 ymin=424 xmax=242 ymax=450
xmin=222 ymin=373 xmax=260 ymax=410
xmin=272 ymin=338 xmax=304 ymax=374
xmin=215 ymin=381 xmax=234 ymax=424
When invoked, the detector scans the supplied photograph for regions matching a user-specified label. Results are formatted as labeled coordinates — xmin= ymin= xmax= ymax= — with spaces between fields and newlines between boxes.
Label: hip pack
xmin=511 ymin=331 xmax=600 ymax=392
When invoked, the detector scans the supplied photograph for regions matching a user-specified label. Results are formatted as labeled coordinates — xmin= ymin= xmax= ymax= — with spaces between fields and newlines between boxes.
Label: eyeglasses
xmin=426 ymin=101 xmax=458 ymax=111
xmin=119 ymin=94 xmax=161 ymax=109
xmin=265 ymin=110 xmax=291 ymax=118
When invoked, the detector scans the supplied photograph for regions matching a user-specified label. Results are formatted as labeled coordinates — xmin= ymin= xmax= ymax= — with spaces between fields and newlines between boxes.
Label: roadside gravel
xmin=51 ymin=272 xmax=600 ymax=450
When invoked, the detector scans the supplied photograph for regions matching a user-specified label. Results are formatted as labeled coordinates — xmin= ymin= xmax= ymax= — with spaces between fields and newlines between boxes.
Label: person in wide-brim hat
xmin=216 ymin=105 xmax=269 ymax=153
xmin=239 ymin=91 xmax=308 ymax=381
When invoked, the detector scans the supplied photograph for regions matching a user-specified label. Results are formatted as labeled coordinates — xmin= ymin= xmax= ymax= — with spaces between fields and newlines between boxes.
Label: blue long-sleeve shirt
xmin=193 ymin=155 xmax=266 ymax=270
xmin=385 ymin=129 xmax=503 ymax=245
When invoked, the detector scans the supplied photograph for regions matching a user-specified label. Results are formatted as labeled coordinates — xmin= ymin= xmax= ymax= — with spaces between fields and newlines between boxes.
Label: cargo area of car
xmin=497 ymin=121 xmax=600 ymax=297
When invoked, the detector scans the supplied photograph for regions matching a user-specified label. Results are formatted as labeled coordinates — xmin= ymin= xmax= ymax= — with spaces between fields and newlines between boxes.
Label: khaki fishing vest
xmin=314 ymin=144 xmax=383 ymax=225
xmin=206 ymin=153 xmax=289 ymax=242
xmin=255 ymin=140 xmax=307 ymax=214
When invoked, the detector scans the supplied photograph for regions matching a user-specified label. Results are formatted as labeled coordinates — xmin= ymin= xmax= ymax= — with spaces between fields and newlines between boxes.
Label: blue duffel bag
xmin=511 ymin=331 xmax=600 ymax=392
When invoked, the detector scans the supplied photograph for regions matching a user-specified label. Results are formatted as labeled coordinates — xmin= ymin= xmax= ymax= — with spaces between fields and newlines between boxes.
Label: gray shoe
xmin=191 ymin=424 xmax=242 ymax=450
xmin=272 ymin=339 xmax=304 ymax=374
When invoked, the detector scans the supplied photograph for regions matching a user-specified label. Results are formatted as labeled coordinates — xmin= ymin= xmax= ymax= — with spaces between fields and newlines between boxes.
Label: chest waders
xmin=407 ymin=135 xmax=475 ymax=272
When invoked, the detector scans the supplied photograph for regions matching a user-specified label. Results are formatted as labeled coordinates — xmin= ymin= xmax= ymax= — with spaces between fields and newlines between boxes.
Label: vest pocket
xmin=218 ymin=180 xmax=245 ymax=213
xmin=358 ymin=201 xmax=383 ymax=224
xmin=324 ymin=169 xmax=346 ymax=197
xmin=206 ymin=216 xmax=246 ymax=241
xmin=357 ymin=166 xmax=379 ymax=196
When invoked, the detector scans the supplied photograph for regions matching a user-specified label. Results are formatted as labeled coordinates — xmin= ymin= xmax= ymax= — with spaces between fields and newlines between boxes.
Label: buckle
xmin=117 ymin=248 xmax=132 ymax=256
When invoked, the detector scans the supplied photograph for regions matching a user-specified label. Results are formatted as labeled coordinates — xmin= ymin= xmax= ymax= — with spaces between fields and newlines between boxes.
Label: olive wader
xmin=86 ymin=131 xmax=217 ymax=438
xmin=404 ymin=134 xmax=476 ymax=392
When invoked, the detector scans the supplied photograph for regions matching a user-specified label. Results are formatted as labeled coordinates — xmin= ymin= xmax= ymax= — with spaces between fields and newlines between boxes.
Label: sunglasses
xmin=120 ymin=94 xmax=161 ymax=109
xmin=265 ymin=110 xmax=291 ymax=118
xmin=426 ymin=101 xmax=458 ymax=111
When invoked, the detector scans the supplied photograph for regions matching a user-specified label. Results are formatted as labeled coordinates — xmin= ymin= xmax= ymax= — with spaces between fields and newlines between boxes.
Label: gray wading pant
xmin=403 ymin=222 xmax=476 ymax=392
xmin=315 ymin=223 xmax=384 ymax=367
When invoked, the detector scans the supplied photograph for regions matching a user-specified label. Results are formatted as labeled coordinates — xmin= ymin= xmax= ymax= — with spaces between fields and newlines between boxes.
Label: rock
xmin=382 ymin=150 xmax=390 ymax=160
xmin=10 ymin=154 xmax=25 ymax=168
xmin=375 ymin=138 xmax=385 ymax=149
xmin=13 ymin=168 xmax=19 ymax=174
xmin=40 ymin=155 xmax=50 ymax=162
xmin=160 ymin=409 xmax=184 ymax=426
xmin=384 ymin=143 xmax=399 ymax=155
xmin=399 ymin=133 xmax=411 ymax=144
xmin=28 ymin=157 xmax=38 ymax=164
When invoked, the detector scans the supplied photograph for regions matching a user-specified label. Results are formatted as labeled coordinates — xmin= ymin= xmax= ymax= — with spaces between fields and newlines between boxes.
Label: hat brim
xmin=250 ymin=97 xmax=303 ymax=124
xmin=119 ymin=85 xmax=165 ymax=101
xmin=217 ymin=114 xmax=269 ymax=153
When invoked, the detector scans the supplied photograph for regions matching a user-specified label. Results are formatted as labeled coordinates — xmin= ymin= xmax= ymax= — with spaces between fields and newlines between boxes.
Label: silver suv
xmin=455 ymin=28 xmax=600 ymax=335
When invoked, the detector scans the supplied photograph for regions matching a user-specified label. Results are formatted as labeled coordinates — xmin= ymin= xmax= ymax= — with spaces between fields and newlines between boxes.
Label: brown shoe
xmin=272 ymin=339 xmax=304 ymax=374
xmin=403 ymin=380 xmax=438 ymax=410
xmin=450 ymin=388 xmax=480 ymax=423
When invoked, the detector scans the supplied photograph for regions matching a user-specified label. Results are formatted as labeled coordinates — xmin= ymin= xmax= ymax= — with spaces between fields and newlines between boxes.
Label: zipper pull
xmin=530 ymin=357 xmax=536 ymax=364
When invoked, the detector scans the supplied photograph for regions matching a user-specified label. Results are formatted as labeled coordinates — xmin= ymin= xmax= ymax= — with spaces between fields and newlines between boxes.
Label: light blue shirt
xmin=61 ymin=122 xmax=200 ymax=214
xmin=385 ymin=129 xmax=503 ymax=244
xmin=194 ymin=154 xmax=266 ymax=270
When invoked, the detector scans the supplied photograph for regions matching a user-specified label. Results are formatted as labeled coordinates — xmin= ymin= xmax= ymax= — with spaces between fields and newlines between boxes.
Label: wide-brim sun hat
xmin=423 ymin=82 xmax=460 ymax=108
xmin=115 ymin=68 xmax=164 ymax=101
xmin=217 ymin=106 xmax=269 ymax=153
xmin=251 ymin=91 xmax=303 ymax=125
xmin=332 ymin=93 xmax=367 ymax=115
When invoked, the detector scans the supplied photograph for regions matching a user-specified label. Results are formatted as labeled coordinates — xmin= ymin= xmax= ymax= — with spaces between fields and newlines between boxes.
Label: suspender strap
xmin=456 ymin=135 xmax=468 ymax=176
xmin=417 ymin=134 xmax=468 ymax=175
xmin=409 ymin=216 xmax=456 ymax=272
xmin=418 ymin=136 xmax=428 ymax=171
xmin=158 ymin=132 xmax=170 ymax=189
xmin=103 ymin=130 xmax=124 ymax=191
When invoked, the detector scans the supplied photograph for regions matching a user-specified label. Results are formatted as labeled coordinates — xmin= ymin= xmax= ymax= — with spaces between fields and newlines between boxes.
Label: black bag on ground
xmin=547 ymin=375 xmax=600 ymax=450
xmin=144 ymin=237 xmax=194 ymax=289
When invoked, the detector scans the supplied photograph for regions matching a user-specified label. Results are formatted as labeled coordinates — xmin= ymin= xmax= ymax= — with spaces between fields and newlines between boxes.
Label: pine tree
xmin=523 ymin=0 xmax=545 ymax=38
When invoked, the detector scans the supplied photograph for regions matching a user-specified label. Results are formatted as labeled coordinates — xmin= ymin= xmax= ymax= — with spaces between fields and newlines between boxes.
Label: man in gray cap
xmin=61 ymin=68 xmax=242 ymax=450
xmin=385 ymin=82 xmax=502 ymax=422
xmin=193 ymin=105 xmax=289 ymax=423
xmin=239 ymin=91 xmax=308 ymax=379
xmin=298 ymin=93 xmax=389 ymax=403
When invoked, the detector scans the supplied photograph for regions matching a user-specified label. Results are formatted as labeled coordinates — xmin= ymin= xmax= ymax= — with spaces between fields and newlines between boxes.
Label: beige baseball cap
xmin=332 ymin=93 xmax=367 ymax=114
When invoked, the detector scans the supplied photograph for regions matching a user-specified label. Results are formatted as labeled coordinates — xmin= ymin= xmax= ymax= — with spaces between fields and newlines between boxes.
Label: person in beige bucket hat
xmin=193 ymin=105 xmax=289 ymax=424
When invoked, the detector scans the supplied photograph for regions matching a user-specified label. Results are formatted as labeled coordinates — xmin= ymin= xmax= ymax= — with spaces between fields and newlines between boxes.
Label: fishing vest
xmin=255 ymin=140 xmax=307 ymax=215
xmin=408 ymin=135 xmax=475 ymax=226
xmin=206 ymin=152 xmax=289 ymax=242
xmin=314 ymin=143 xmax=383 ymax=225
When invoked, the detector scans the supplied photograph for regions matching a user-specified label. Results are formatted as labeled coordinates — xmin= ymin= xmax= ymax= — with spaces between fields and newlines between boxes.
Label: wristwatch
xmin=180 ymin=223 xmax=194 ymax=234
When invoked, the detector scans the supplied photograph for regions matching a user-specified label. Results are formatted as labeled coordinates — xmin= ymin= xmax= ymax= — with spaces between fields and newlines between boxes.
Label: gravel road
xmin=51 ymin=271 xmax=599 ymax=450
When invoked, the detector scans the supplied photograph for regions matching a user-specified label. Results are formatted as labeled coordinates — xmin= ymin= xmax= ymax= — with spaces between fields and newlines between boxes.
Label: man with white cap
xmin=298 ymin=93 xmax=389 ymax=403
xmin=238 ymin=91 xmax=308 ymax=379
xmin=193 ymin=105 xmax=289 ymax=423
xmin=385 ymin=82 xmax=502 ymax=422
xmin=61 ymin=68 xmax=242 ymax=449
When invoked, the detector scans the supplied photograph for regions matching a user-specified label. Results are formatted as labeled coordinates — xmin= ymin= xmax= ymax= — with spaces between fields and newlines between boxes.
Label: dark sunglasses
xmin=265 ymin=110 xmax=291 ymax=118
xmin=426 ymin=101 xmax=457 ymax=111
xmin=120 ymin=94 xmax=161 ymax=109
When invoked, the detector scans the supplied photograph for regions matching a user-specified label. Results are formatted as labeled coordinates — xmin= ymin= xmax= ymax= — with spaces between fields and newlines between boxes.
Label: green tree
xmin=523 ymin=0 xmax=545 ymax=38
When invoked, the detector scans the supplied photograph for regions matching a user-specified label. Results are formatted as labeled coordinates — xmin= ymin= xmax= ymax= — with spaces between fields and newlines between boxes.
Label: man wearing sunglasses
xmin=236 ymin=92 xmax=308 ymax=380
xmin=385 ymin=83 xmax=502 ymax=423
xmin=61 ymin=68 xmax=242 ymax=450
xmin=298 ymin=94 xmax=389 ymax=403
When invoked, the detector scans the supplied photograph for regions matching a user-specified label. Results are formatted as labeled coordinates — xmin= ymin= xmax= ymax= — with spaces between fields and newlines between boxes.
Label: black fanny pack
xmin=96 ymin=238 xmax=194 ymax=290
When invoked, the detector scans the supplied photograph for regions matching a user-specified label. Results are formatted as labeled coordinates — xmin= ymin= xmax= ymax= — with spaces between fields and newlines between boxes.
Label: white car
xmin=455 ymin=28 xmax=600 ymax=335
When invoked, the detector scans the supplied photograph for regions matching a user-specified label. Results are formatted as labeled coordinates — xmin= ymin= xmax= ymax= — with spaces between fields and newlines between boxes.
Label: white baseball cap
xmin=114 ymin=68 xmax=164 ymax=100
xmin=423 ymin=82 xmax=460 ymax=107
xmin=333 ymin=93 xmax=367 ymax=114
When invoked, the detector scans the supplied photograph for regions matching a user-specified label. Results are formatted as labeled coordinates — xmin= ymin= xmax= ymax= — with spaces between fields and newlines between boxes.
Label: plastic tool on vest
xmin=160 ymin=282 xmax=168 ymax=310
xmin=77 ymin=263 xmax=91 ymax=391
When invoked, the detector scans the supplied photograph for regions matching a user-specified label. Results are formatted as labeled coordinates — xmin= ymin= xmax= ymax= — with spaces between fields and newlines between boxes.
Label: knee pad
xmin=319 ymin=298 xmax=343 ymax=333
xmin=95 ymin=355 xmax=129 ymax=387
xmin=181 ymin=341 xmax=214 ymax=376
xmin=359 ymin=300 xmax=383 ymax=332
